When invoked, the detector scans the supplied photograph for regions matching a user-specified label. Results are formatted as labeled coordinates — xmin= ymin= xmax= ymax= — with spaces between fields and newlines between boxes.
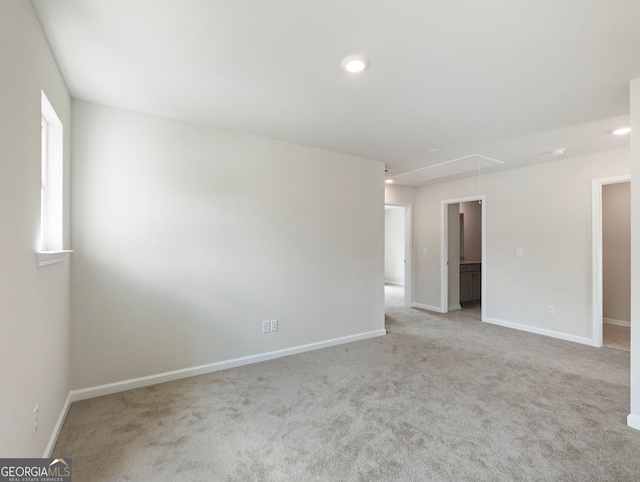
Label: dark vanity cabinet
xmin=460 ymin=262 xmax=481 ymax=302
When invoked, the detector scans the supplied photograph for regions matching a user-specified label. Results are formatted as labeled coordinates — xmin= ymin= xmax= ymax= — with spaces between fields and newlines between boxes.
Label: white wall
xmin=413 ymin=148 xmax=629 ymax=342
xmin=0 ymin=1 xmax=71 ymax=456
xmin=630 ymin=78 xmax=640 ymax=428
xmin=70 ymin=101 xmax=385 ymax=389
xmin=385 ymin=208 xmax=405 ymax=285
xmin=602 ymin=182 xmax=631 ymax=323
xmin=385 ymin=185 xmax=415 ymax=206
xmin=460 ymin=201 xmax=482 ymax=262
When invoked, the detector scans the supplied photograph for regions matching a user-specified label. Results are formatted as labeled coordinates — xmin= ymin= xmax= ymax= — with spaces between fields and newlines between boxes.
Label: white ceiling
xmin=31 ymin=0 xmax=640 ymax=185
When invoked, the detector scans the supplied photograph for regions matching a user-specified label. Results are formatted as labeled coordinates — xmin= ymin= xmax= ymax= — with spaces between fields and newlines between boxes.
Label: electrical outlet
xmin=270 ymin=319 xmax=278 ymax=332
xmin=262 ymin=320 xmax=270 ymax=334
xmin=33 ymin=405 xmax=39 ymax=436
xmin=547 ymin=305 xmax=555 ymax=315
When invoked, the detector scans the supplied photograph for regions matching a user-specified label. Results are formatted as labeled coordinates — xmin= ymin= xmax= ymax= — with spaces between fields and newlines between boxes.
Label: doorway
xmin=592 ymin=176 xmax=631 ymax=349
xmin=385 ymin=203 xmax=412 ymax=307
xmin=441 ymin=195 xmax=486 ymax=320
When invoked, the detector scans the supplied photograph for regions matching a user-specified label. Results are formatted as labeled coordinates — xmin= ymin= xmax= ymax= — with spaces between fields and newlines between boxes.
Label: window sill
xmin=37 ymin=250 xmax=73 ymax=268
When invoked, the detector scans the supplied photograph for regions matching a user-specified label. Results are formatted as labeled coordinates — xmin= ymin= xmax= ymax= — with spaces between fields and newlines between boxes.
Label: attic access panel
xmin=396 ymin=154 xmax=504 ymax=182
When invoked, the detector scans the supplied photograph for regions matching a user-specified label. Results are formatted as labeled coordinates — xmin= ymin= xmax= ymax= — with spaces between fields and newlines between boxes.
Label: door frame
xmin=385 ymin=202 xmax=413 ymax=307
xmin=591 ymin=174 xmax=631 ymax=347
xmin=441 ymin=195 xmax=486 ymax=321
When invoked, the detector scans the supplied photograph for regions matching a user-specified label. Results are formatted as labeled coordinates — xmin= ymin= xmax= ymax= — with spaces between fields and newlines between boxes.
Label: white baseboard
xmin=43 ymin=391 xmax=73 ymax=457
xmin=604 ymin=318 xmax=631 ymax=327
xmin=385 ymin=280 xmax=405 ymax=287
xmin=628 ymin=414 xmax=640 ymax=431
xmin=412 ymin=302 xmax=446 ymax=313
xmin=70 ymin=329 xmax=387 ymax=403
xmin=483 ymin=316 xmax=597 ymax=347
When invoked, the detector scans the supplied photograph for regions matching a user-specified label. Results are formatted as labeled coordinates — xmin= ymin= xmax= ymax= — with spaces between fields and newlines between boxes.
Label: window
xmin=38 ymin=91 xmax=70 ymax=267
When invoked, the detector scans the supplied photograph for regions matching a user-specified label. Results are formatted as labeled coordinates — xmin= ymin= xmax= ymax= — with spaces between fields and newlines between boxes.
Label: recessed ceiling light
xmin=341 ymin=55 xmax=369 ymax=73
xmin=551 ymin=148 xmax=566 ymax=156
xmin=429 ymin=148 xmax=439 ymax=153
xmin=385 ymin=179 xmax=394 ymax=184
xmin=613 ymin=126 xmax=631 ymax=135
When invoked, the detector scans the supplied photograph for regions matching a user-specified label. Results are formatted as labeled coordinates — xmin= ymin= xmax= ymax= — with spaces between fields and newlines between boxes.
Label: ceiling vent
xmin=396 ymin=154 xmax=505 ymax=182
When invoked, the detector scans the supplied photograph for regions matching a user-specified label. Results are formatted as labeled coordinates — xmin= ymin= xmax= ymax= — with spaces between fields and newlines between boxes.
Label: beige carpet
xmin=54 ymin=286 xmax=640 ymax=481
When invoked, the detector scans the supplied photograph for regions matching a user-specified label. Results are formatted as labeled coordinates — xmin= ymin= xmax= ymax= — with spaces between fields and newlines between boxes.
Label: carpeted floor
xmin=54 ymin=285 xmax=640 ymax=481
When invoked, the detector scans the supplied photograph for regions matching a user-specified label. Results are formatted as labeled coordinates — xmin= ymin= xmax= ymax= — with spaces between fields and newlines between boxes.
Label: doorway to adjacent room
xmin=592 ymin=176 xmax=631 ymax=350
xmin=441 ymin=195 xmax=486 ymax=320
xmin=385 ymin=203 xmax=412 ymax=308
